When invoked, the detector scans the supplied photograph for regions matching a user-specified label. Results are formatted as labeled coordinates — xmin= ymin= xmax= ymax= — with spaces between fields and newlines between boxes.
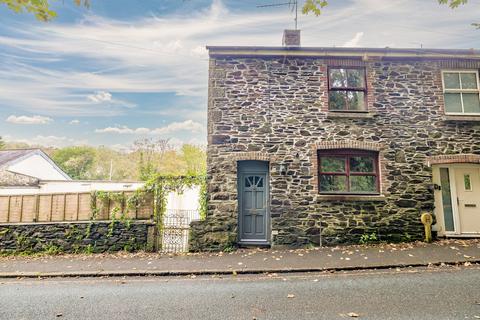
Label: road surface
xmin=0 ymin=266 xmax=479 ymax=319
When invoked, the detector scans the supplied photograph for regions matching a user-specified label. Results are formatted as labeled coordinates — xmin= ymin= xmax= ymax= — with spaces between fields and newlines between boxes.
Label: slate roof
xmin=0 ymin=149 xmax=38 ymax=168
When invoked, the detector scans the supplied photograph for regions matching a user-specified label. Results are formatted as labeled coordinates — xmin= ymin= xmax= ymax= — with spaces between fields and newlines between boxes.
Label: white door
xmin=455 ymin=167 xmax=480 ymax=234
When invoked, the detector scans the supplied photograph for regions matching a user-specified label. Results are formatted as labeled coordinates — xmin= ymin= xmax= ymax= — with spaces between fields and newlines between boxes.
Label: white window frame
xmin=441 ymin=70 xmax=480 ymax=115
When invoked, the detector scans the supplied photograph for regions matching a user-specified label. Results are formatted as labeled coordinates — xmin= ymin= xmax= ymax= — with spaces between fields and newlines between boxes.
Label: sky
xmin=0 ymin=0 xmax=479 ymax=151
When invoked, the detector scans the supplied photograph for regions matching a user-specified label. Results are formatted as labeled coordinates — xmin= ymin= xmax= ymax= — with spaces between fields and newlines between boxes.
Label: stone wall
xmin=0 ymin=169 xmax=38 ymax=187
xmin=191 ymin=55 xmax=480 ymax=250
xmin=0 ymin=221 xmax=156 ymax=254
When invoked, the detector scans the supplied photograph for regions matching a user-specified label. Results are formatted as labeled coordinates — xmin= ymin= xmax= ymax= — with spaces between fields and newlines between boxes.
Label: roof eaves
xmin=206 ymin=46 xmax=480 ymax=60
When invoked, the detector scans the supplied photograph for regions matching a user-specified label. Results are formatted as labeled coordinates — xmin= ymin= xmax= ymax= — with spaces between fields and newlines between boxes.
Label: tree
xmin=438 ymin=0 xmax=468 ymax=8
xmin=0 ymin=0 xmax=88 ymax=21
xmin=51 ymin=146 xmax=96 ymax=179
xmin=132 ymin=138 xmax=171 ymax=181
xmin=0 ymin=136 xmax=5 ymax=150
xmin=302 ymin=0 xmax=478 ymax=28
xmin=301 ymin=0 xmax=328 ymax=16
xmin=87 ymin=146 xmax=136 ymax=181
xmin=180 ymin=144 xmax=206 ymax=176
xmin=436 ymin=0 xmax=477 ymax=28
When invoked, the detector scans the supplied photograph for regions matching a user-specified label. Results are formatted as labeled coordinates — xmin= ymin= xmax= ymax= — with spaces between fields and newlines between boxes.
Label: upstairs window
xmin=442 ymin=71 xmax=480 ymax=114
xmin=328 ymin=68 xmax=367 ymax=111
xmin=318 ymin=149 xmax=379 ymax=194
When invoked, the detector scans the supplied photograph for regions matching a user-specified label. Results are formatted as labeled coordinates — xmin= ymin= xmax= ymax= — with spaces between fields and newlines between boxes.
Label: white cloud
xmin=152 ymin=120 xmax=204 ymax=135
xmin=69 ymin=119 xmax=80 ymax=125
xmin=4 ymin=134 xmax=88 ymax=148
xmin=95 ymin=126 xmax=151 ymax=134
xmin=109 ymin=143 xmax=133 ymax=153
xmin=343 ymin=32 xmax=364 ymax=47
xmin=95 ymin=120 xmax=205 ymax=135
xmin=169 ymin=136 xmax=206 ymax=148
xmin=6 ymin=115 xmax=53 ymax=125
xmin=85 ymin=90 xmax=136 ymax=109
xmin=87 ymin=91 xmax=112 ymax=103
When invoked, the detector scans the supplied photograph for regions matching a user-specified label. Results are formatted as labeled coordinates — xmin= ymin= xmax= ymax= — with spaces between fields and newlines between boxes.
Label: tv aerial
xmin=257 ymin=0 xmax=299 ymax=30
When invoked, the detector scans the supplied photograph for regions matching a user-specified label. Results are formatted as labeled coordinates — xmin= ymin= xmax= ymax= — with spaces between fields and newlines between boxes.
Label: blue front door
xmin=238 ymin=161 xmax=269 ymax=244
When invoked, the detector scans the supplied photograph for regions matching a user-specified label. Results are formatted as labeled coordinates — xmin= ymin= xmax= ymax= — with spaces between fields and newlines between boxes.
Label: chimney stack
xmin=282 ymin=29 xmax=301 ymax=47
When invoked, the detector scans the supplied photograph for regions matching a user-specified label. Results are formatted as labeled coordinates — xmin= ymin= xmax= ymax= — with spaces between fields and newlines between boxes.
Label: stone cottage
xmin=190 ymin=30 xmax=480 ymax=251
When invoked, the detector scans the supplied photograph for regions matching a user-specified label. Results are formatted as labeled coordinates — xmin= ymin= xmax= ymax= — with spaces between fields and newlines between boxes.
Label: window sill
xmin=316 ymin=194 xmax=386 ymax=202
xmin=444 ymin=115 xmax=480 ymax=121
xmin=327 ymin=112 xmax=375 ymax=119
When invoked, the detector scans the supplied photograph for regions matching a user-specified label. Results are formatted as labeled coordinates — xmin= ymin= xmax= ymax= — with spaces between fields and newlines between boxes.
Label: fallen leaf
xmin=232 ymin=270 xmax=237 ymax=276
xmin=56 ymin=313 xmax=63 ymax=318
xmin=347 ymin=312 xmax=359 ymax=317
xmin=287 ymin=294 xmax=295 ymax=298
xmin=465 ymin=262 xmax=472 ymax=267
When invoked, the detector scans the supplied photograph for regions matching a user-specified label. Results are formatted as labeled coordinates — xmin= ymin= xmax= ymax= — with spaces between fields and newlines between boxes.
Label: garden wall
xmin=0 ymin=221 xmax=157 ymax=254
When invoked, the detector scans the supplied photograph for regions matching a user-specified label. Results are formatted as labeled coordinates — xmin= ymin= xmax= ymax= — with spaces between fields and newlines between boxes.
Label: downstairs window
xmin=318 ymin=149 xmax=379 ymax=194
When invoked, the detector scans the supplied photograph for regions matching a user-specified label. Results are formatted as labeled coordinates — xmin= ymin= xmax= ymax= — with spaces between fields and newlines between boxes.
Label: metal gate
xmin=160 ymin=209 xmax=198 ymax=253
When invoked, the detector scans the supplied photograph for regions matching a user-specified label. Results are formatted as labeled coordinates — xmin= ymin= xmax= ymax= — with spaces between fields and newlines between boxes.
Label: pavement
xmin=1 ymin=267 xmax=480 ymax=319
xmin=0 ymin=238 xmax=479 ymax=278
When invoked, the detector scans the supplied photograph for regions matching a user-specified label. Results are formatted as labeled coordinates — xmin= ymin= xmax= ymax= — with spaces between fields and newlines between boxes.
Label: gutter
xmin=207 ymin=46 xmax=480 ymax=60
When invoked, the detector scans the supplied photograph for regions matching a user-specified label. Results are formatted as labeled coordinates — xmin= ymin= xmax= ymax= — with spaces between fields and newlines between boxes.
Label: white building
xmin=0 ymin=149 xmax=142 ymax=195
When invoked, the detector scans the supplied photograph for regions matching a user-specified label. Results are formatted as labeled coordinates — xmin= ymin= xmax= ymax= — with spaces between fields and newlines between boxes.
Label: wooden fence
xmin=0 ymin=192 xmax=154 ymax=223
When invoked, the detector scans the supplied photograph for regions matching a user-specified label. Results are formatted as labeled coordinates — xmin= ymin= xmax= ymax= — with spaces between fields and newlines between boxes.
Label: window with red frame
xmin=328 ymin=67 xmax=367 ymax=111
xmin=318 ymin=149 xmax=379 ymax=194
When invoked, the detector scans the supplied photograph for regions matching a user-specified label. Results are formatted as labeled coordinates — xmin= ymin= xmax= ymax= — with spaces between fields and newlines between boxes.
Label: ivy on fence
xmin=89 ymin=174 xmax=207 ymax=234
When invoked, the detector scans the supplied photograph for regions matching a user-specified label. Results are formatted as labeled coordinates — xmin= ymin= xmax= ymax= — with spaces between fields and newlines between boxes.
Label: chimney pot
xmin=282 ymin=29 xmax=301 ymax=47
